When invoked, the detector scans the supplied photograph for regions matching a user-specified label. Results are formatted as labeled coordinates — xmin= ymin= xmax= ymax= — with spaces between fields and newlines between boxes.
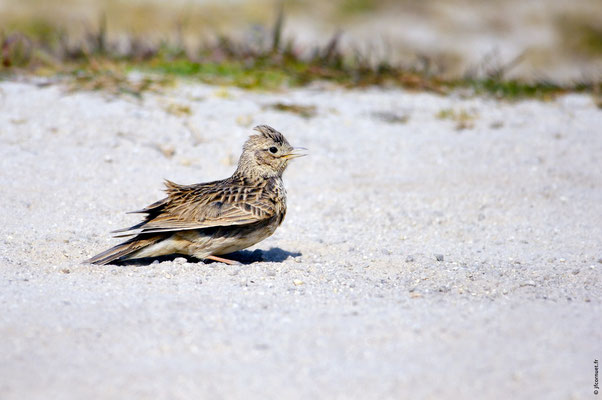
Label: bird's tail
xmin=86 ymin=235 xmax=163 ymax=265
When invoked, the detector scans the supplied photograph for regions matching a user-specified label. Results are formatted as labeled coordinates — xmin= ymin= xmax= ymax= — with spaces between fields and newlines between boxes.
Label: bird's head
xmin=236 ymin=125 xmax=306 ymax=178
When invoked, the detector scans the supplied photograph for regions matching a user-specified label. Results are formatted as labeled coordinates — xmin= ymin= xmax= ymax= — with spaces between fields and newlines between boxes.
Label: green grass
xmin=145 ymin=59 xmax=294 ymax=89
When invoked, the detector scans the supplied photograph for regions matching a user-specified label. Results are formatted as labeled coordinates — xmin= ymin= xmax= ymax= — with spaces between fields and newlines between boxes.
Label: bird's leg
xmin=205 ymin=255 xmax=241 ymax=265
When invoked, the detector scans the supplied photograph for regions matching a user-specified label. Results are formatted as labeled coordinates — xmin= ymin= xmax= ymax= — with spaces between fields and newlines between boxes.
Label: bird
xmin=87 ymin=125 xmax=305 ymax=265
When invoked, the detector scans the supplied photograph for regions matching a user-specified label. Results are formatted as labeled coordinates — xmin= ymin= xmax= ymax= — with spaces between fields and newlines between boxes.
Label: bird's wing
xmin=113 ymin=179 xmax=276 ymax=236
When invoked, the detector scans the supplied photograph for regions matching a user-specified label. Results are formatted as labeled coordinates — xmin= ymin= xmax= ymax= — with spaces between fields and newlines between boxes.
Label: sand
xmin=0 ymin=79 xmax=601 ymax=399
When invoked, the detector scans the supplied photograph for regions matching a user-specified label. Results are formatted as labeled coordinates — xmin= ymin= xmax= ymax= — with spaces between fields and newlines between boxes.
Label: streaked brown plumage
xmin=87 ymin=125 xmax=305 ymax=265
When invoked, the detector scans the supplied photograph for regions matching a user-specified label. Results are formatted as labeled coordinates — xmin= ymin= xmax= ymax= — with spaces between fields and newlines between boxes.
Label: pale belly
xmin=198 ymin=215 xmax=282 ymax=257
xmin=133 ymin=214 xmax=283 ymax=260
xmin=211 ymin=221 xmax=279 ymax=255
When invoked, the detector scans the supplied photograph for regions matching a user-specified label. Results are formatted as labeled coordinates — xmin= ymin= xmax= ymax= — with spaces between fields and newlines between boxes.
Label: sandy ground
xmin=0 ymin=79 xmax=601 ymax=399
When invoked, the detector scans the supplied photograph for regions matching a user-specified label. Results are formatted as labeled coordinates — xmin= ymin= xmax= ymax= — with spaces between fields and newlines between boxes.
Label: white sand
xmin=0 ymin=80 xmax=600 ymax=399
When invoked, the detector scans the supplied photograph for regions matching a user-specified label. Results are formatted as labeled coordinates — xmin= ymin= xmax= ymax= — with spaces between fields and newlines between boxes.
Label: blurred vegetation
xmin=557 ymin=15 xmax=602 ymax=58
xmin=265 ymin=102 xmax=317 ymax=118
xmin=0 ymin=5 xmax=600 ymax=100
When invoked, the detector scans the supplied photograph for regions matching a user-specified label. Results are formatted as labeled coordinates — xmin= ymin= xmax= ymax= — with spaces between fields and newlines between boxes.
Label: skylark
xmin=87 ymin=125 xmax=305 ymax=265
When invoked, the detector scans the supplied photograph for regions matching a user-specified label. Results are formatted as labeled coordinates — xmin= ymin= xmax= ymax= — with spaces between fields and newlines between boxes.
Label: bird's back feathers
xmin=111 ymin=177 xmax=282 ymax=238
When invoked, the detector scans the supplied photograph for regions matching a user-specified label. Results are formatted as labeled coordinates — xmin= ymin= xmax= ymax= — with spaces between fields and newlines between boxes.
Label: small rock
xmin=157 ymin=144 xmax=175 ymax=158
xmin=405 ymin=255 xmax=415 ymax=263
xmin=435 ymin=254 xmax=444 ymax=262
xmin=236 ymin=114 xmax=253 ymax=127
xmin=571 ymin=269 xmax=580 ymax=275
xmin=221 ymin=153 xmax=237 ymax=166
xmin=372 ymin=111 xmax=409 ymax=124
xmin=173 ymin=257 xmax=187 ymax=264
xmin=520 ymin=280 xmax=536 ymax=287
xmin=179 ymin=158 xmax=193 ymax=166
xmin=60 ymin=268 xmax=70 ymax=274
xmin=293 ymin=279 xmax=304 ymax=286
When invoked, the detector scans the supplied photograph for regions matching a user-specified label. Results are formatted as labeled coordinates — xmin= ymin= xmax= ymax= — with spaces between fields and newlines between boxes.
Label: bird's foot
xmin=205 ymin=255 xmax=241 ymax=265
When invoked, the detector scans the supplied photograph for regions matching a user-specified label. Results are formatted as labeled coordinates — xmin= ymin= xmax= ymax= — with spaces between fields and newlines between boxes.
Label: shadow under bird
xmin=87 ymin=125 xmax=306 ymax=265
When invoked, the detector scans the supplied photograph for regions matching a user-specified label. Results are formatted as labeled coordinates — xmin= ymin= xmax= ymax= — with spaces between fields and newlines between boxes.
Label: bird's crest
xmin=253 ymin=125 xmax=285 ymax=145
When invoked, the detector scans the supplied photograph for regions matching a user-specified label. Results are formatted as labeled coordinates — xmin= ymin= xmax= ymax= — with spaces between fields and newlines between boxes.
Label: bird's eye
xmin=269 ymin=146 xmax=278 ymax=154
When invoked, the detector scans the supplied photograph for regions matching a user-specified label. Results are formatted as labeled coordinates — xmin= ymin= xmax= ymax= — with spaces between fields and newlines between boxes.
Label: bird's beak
xmin=282 ymin=147 xmax=308 ymax=160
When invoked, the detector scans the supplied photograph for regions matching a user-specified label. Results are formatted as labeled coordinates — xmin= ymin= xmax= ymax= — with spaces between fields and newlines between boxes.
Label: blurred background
xmin=1 ymin=0 xmax=601 ymax=85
